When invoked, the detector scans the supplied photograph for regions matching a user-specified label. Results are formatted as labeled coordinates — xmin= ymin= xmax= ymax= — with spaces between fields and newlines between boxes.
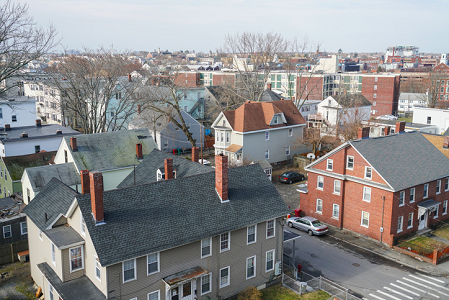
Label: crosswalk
xmin=368 ymin=274 xmax=449 ymax=300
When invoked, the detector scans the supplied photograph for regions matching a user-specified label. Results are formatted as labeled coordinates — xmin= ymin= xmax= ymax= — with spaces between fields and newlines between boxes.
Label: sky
xmin=26 ymin=0 xmax=449 ymax=54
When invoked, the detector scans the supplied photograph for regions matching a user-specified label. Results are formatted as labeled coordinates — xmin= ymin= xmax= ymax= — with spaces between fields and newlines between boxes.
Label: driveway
xmin=272 ymin=178 xmax=302 ymax=211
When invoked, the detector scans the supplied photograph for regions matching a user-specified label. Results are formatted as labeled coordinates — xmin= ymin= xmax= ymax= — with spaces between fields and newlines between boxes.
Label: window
xmin=427 ymin=116 xmax=431 ymax=125
xmin=373 ymin=93 xmax=377 ymax=99
xmin=410 ymin=187 xmax=415 ymax=203
xmin=266 ymin=220 xmax=275 ymax=238
xmin=51 ymin=243 xmax=56 ymax=265
xmin=64 ymin=150 xmax=68 ymax=163
xmin=163 ymin=140 xmax=168 ymax=147
xmin=399 ymin=191 xmax=405 ymax=206
xmin=0 ymin=108 xmax=3 ymax=118
xmin=285 ymin=146 xmax=290 ymax=156
xmin=201 ymin=273 xmax=212 ymax=295
xmin=247 ymin=225 xmax=256 ymax=244
xmin=273 ymin=115 xmax=278 ymax=124
xmin=316 ymin=199 xmax=323 ymax=213
xmin=407 ymin=213 xmax=413 ymax=229
xmin=332 ymin=204 xmax=340 ymax=219
xmin=424 ymin=183 xmax=429 ymax=198
xmin=446 ymin=178 xmax=449 ymax=191
xmin=317 ymin=176 xmax=324 ymax=190
xmin=3 ymin=225 xmax=11 ymax=238
xmin=148 ymin=290 xmax=160 ymax=300
xmin=123 ymin=259 xmax=136 ymax=282
xmin=226 ymin=132 xmax=230 ymax=143
xmin=288 ymin=128 xmax=293 ymax=136
xmin=201 ymin=238 xmax=212 ymax=258
xmin=49 ymin=282 xmax=54 ymax=300
xmin=375 ymin=77 xmax=378 ymax=82
xmin=220 ymin=232 xmax=230 ymax=252
xmin=333 ymin=180 xmax=341 ymax=195
xmin=397 ymin=216 xmax=403 ymax=233
xmin=246 ymin=256 xmax=256 ymax=279
xmin=363 ymin=187 xmax=371 ymax=202
xmin=80 ymin=214 xmax=86 ymax=236
xmin=20 ymin=222 xmax=27 ymax=235
xmin=11 ymin=115 xmax=17 ymax=122
xmin=444 ymin=200 xmax=448 ymax=215
xmin=374 ymin=85 xmax=377 ymax=90
xmin=70 ymin=246 xmax=84 ymax=272
xmin=220 ymin=132 xmax=223 ymax=142
xmin=266 ymin=250 xmax=275 ymax=272
xmin=327 ymin=159 xmax=333 ymax=171
xmin=147 ymin=252 xmax=159 ymax=275
xmin=365 ymin=167 xmax=372 ymax=180
xmin=346 ymin=156 xmax=354 ymax=170
xmin=437 ymin=180 xmax=442 ymax=194
xmin=34 ymin=145 xmax=40 ymax=153
xmin=220 ymin=267 xmax=230 ymax=288
xmin=265 ymin=131 xmax=269 ymax=140
xmin=434 ymin=205 xmax=439 ymax=219
xmin=361 ymin=211 xmax=369 ymax=227
xmin=265 ymin=150 xmax=269 ymax=159
xmin=95 ymin=257 xmax=101 ymax=281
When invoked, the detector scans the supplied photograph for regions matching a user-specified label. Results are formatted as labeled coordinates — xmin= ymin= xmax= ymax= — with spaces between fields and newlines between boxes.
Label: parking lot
xmin=271 ymin=168 xmax=304 ymax=210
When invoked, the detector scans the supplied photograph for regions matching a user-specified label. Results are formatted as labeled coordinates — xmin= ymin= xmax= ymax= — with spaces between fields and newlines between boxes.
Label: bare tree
xmin=0 ymin=0 xmax=58 ymax=95
xmin=295 ymin=127 xmax=340 ymax=158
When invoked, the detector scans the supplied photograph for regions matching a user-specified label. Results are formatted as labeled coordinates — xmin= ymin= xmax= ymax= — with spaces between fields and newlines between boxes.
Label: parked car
xmin=279 ymin=171 xmax=305 ymax=184
xmin=376 ymin=114 xmax=398 ymax=120
xmin=287 ymin=216 xmax=328 ymax=236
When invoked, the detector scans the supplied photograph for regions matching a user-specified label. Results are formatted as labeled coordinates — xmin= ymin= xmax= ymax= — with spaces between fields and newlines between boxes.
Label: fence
xmin=0 ymin=240 xmax=28 ymax=265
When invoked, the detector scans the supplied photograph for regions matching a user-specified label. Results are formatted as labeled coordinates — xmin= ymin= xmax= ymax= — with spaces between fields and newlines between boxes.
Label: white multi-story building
xmin=23 ymin=81 xmax=63 ymax=125
xmin=0 ymin=96 xmax=37 ymax=127
xmin=398 ymin=93 xmax=427 ymax=112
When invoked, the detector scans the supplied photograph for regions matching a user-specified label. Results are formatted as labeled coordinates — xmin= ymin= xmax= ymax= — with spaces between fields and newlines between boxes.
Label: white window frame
xmin=247 ymin=225 xmax=257 ymax=245
xmin=317 ymin=175 xmax=324 ymax=190
xmin=80 ymin=214 xmax=86 ymax=236
xmin=20 ymin=222 xmax=27 ymax=235
xmin=3 ymin=225 xmax=11 ymax=238
xmin=437 ymin=180 xmax=442 ymax=194
xmin=424 ymin=183 xmax=429 ymax=199
xmin=399 ymin=191 xmax=405 ymax=207
xmin=266 ymin=250 xmax=275 ymax=272
xmin=434 ymin=205 xmax=439 ymax=219
xmin=225 ymin=132 xmax=230 ymax=143
xmin=265 ymin=149 xmax=269 ymax=160
xmin=49 ymin=282 xmax=54 ymax=300
xmin=147 ymin=252 xmax=160 ymax=275
xmin=219 ymin=266 xmax=230 ymax=288
xmin=327 ymin=159 xmax=333 ymax=171
xmin=51 ymin=243 xmax=56 ymax=266
xmin=397 ymin=216 xmax=403 ymax=233
xmin=407 ymin=213 xmax=414 ymax=229
xmin=201 ymin=273 xmax=212 ymax=295
xmin=361 ymin=211 xmax=369 ymax=228
xmin=95 ymin=256 xmax=101 ymax=282
xmin=286 ymin=146 xmax=290 ymax=156
xmin=333 ymin=180 xmax=341 ymax=195
xmin=201 ymin=237 xmax=212 ymax=258
xmin=332 ymin=204 xmax=339 ymax=219
xmin=265 ymin=131 xmax=269 ymax=141
xmin=346 ymin=156 xmax=354 ymax=170
xmin=444 ymin=200 xmax=448 ymax=215
xmin=445 ymin=177 xmax=449 ymax=191
xmin=220 ymin=232 xmax=230 ymax=252
xmin=69 ymin=245 xmax=84 ymax=273
xmin=363 ymin=187 xmax=371 ymax=202
xmin=288 ymin=128 xmax=293 ymax=136
xmin=266 ymin=220 xmax=275 ymax=239
xmin=246 ymin=256 xmax=256 ymax=280
xmin=147 ymin=290 xmax=160 ymax=300
xmin=122 ymin=258 xmax=137 ymax=283
xmin=410 ymin=187 xmax=415 ymax=203
xmin=365 ymin=166 xmax=372 ymax=180
xmin=316 ymin=199 xmax=323 ymax=214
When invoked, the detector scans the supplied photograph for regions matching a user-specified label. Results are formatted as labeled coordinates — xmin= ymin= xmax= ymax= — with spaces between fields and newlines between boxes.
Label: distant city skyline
xmin=27 ymin=0 xmax=448 ymax=54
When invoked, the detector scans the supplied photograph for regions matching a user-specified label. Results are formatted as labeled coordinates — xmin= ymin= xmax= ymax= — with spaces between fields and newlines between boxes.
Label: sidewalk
xmin=327 ymin=227 xmax=449 ymax=277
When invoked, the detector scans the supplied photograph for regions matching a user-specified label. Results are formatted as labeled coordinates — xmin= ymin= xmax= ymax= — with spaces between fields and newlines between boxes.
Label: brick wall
xmin=361 ymin=75 xmax=400 ymax=117
xmin=297 ymin=76 xmax=324 ymax=100
xmin=174 ymin=72 xmax=199 ymax=87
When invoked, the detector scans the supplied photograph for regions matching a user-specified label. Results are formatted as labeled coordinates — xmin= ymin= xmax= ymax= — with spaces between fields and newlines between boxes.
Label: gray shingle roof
xmin=45 ymin=225 xmax=84 ymax=249
xmin=332 ymin=94 xmax=372 ymax=107
xmin=23 ymin=178 xmax=78 ymax=231
xmin=25 ymin=162 xmax=79 ymax=193
xmin=0 ymin=124 xmax=80 ymax=143
xmin=77 ymin=164 xmax=289 ymax=266
xmin=64 ymin=128 xmax=157 ymax=171
xmin=117 ymin=149 xmax=212 ymax=188
xmin=350 ymin=131 xmax=449 ymax=191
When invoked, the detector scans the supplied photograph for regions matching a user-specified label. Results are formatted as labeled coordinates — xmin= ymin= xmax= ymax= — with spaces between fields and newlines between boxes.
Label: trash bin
xmin=300 ymin=282 xmax=307 ymax=293
xmin=177 ymin=148 xmax=182 ymax=155
xmin=172 ymin=149 xmax=176 ymax=155
xmin=294 ymin=209 xmax=302 ymax=217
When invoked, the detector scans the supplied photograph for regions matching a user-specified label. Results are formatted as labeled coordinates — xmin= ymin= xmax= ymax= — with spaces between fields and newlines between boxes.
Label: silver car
xmin=287 ymin=216 xmax=329 ymax=236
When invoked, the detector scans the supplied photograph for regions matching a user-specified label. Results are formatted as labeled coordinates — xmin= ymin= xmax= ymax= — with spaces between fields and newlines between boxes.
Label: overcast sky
xmin=27 ymin=0 xmax=448 ymax=54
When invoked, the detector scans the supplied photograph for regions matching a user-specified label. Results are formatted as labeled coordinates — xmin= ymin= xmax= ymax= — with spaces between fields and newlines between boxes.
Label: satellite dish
xmin=307 ymin=153 xmax=315 ymax=159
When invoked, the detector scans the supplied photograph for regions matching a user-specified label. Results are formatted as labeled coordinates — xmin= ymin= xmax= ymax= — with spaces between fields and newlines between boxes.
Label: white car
xmin=376 ymin=115 xmax=398 ymax=120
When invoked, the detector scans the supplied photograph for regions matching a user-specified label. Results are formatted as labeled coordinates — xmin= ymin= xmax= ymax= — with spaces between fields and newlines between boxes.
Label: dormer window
xmin=273 ymin=115 xmax=278 ymax=124
xmin=157 ymin=169 xmax=177 ymax=181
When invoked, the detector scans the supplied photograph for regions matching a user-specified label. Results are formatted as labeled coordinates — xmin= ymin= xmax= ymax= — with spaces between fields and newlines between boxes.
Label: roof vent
xmin=21 ymin=132 xmax=28 ymax=138
xmin=56 ymin=130 xmax=62 ymax=135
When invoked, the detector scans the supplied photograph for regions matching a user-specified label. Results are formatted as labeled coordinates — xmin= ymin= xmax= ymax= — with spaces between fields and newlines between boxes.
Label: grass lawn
xmin=261 ymin=285 xmax=330 ymax=300
xmin=399 ymin=117 xmax=412 ymax=123
xmin=433 ymin=225 xmax=449 ymax=240
xmin=399 ymin=236 xmax=448 ymax=254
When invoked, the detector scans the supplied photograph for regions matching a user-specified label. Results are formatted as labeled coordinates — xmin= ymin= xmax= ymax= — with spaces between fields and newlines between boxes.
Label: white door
xmin=181 ymin=281 xmax=192 ymax=300
xmin=418 ymin=212 xmax=427 ymax=230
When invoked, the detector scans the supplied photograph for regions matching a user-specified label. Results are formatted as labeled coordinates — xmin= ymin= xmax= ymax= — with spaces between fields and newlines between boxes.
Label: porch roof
xmin=417 ymin=199 xmax=440 ymax=209
xmin=163 ymin=266 xmax=207 ymax=286
xmin=225 ymin=144 xmax=243 ymax=153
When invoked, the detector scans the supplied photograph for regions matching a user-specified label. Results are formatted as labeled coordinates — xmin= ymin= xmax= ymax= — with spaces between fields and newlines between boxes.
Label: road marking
xmin=396 ymin=280 xmax=439 ymax=297
xmin=390 ymin=283 xmax=420 ymax=296
xmin=376 ymin=290 xmax=401 ymax=300
xmin=409 ymin=274 xmax=449 ymax=291
xmin=369 ymin=294 xmax=386 ymax=300
xmin=420 ymin=274 xmax=445 ymax=283
xmin=402 ymin=277 xmax=443 ymax=297
xmin=383 ymin=287 xmax=413 ymax=299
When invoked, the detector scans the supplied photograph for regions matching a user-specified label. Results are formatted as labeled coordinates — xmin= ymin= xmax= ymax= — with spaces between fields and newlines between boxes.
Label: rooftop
xmin=3 ymin=151 xmax=56 ymax=181
xmin=0 ymin=124 xmax=80 ymax=143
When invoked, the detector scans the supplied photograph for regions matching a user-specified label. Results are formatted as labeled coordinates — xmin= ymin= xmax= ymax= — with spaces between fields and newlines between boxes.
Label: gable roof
xmin=330 ymin=94 xmax=372 ymax=107
xmin=116 ymin=149 xmax=212 ymax=188
xmin=23 ymin=178 xmax=78 ymax=231
xmin=3 ymin=151 xmax=56 ymax=181
xmin=64 ymin=129 xmax=157 ymax=171
xmin=24 ymin=162 xmax=80 ymax=193
xmin=349 ymin=131 xmax=449 ymax=191
xmin=0 ymin=124 xmax=80 ymax=143
xmin=222 ymin=100 xmax=305 ymax=132
xmin=77 ymin=164 xmax=289 ymax=266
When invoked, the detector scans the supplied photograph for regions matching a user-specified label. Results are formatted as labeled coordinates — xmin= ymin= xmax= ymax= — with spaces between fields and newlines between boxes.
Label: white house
xmin=295 ymin=100 xmax=321 ymax=120
xmin=0 ymin=96 xmax=37 ymax=127
xmin=412 ymin=107 xmax=449 ymax=134
xmin=398 ymin=92 xmax=427 ymax=112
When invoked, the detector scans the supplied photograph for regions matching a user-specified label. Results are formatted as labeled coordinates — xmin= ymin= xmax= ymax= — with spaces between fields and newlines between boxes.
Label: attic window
xmin=273 ymin=115 xmax=278 ymax=124
xmin=222 ymin=120 xmax=226 ymax=126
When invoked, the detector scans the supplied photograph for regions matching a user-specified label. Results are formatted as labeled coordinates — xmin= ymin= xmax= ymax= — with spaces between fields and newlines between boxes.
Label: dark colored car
xmin=279 ymin=171 xmax=305 ymax=184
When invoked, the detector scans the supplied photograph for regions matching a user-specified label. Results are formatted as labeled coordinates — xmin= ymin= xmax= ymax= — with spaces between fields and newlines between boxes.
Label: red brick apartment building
xmin=361 ymin=74 xmax=401 ymax=117
xmin=301 ymin=123 xmax=449 ymax=246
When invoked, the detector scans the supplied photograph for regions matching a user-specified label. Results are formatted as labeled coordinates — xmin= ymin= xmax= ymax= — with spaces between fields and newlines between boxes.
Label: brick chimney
xmin=192 ymin=147 xmax=199 ymax=163
xmin=70 ymin=137 xmax=77 ymax=151
xmin=80 ymin=170 xmax=90 ymax=194
xmin=36 ymin=119 xmax=42 ymax=127
xmin=443 ymin=136 xmax=449 ymax=149
xmin=136 ymin=143 xmax=143 ymax=159
xmin=384 ymin=126 xmax=390 ymax=136
xmin=395 ymin=121 xmax=405 ymax=133
xmin=137 ymin=104 xmax=141 ymax=115
xmin=164 ymin=158 xmax=173 ymax=180
xmin=5 ymin=124 xmax=10 ymax=131
xmin=357 ymin=127 xmax=370 ymax=139
xmin=267 ymin=83 xmax=272 ymax=90
xmin=215 ymin=154 xmax=228 ymax=202
xmin=90 ymin=171 xmax=104 ymax=223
